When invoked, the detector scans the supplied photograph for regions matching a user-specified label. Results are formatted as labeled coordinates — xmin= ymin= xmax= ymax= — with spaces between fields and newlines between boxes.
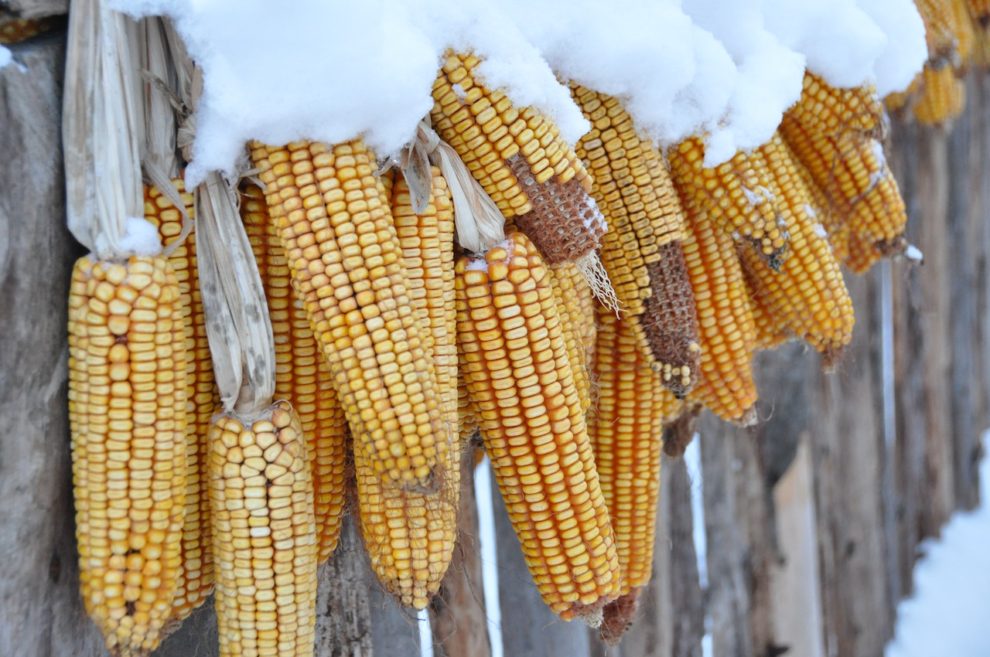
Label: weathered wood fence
xmin=2 ymin=13 xmax=988 ymax=657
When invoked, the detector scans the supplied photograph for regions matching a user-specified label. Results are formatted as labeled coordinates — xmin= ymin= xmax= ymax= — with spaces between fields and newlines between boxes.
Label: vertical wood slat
xmin=0 ymin=31 xmax=106 ymax=657
xmin=430 ymin=452 xmax=492 ymax=657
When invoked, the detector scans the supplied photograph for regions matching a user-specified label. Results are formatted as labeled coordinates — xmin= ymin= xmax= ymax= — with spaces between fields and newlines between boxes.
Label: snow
xmin=684 ymin=437 xmax=714 ymax=657
xmin=117 ymin=216 xmax=162 ymax=256
xmin=111 ymin=0 xmax=926 ymax=182
xmin=0 ymin=46 xmax=11 ymax=69
xmin=885 ymin=433 xmax=990 ymax=657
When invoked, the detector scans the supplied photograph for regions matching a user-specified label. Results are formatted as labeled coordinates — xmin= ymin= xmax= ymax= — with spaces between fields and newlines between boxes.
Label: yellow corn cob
xmin=913 ymin=63 xmax=967 ymax=125
xmin=591 ymin=308 xmax=680 ymax=644
xmin=240 ymin=185 xmax=347 ymax=564
xmin=967 ymin=0 xmax=990 ymax=66
xmin=743 ymin=136 xmax=855 ymax=360
xmin=679 ymin=211 xmax=759 ymax=424
xmin=431 ymin=51 xmax=593 ymax=220
xmin=791 ymin=152 xmax=850 ymax=262
xmin=549 ymin=264 xmax=593 ymax=413
xmin=251 ymin=139 xmax=445 ymax=490
xmin=953 ymin=0 xmax=978 ymax=62
xmin=668 ymin=136 xmax=788 ymax=266
xmin=208 ymin=401 xmax=317 ymax=657
xmin=456 ymin=231 xmax=620 ymax=621
xmin=967 ymin=0 xmax=990 ymax=22
xmin=353 ymin=167 xmax=459 ymax=609
xmin=918 ymin=0 xmax=972 ymax=62
xmin=142 ymin=182 xmax=216 ymax=622
xmin=786 ymin=72 xmax=885 ymax=139
xmin=572 ymin=86 xmax=686 ymax=317
xmin=571 ymin=88 xmax=700 ymax=390
xmin=68 ymin=255 xmax=187 ymax=656
xmin=0 ymin=10 xmax=52 ymax=44
xmin=780 ymin=119 xmax=907 ymax=272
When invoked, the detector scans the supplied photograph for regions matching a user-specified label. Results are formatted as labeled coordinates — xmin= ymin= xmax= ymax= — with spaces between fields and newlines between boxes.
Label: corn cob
xmin=142 ymin=182 xmax=216 ymax=622
xmin=431 ymin=51 xmax=593 ymax=220
xmin=967 ymin=0 xmax=990 ymax=23
xmin=679 ymin=210 xmax=758 ymax=424
xmin=917 ymin=0 xmax=974 ymax=63
xmin=571 ymin=87 xmax=700 ymax=390
xmin=456 ymin=231 xmax=620 ymax=621
xmin=743 ymin=136 xmax=855 ymax=360
xmin=549 ymin=263 xmax=593 ymax=413
xmin=780 ymin=119 xmax=907 ymax=272
xmin=353 ymin=168 xmax=459 ymax=609
xmin=668 ymin=136 xmax=788 ymax=267
xmin=68 ymin=254 xmax=187 ymax=656
xmin=0 ymin=9 xmax=52 ymax=44
xmin=785 ymin=72 xmax=885 ymax=139
xmin=592 ymin=309 xmax=680 ymax=644
xmin=240 ymin=185 xmax=347 ymax=564
xmin=744 ymin=268 xmax=793 ymax=350
xmin=913 ymin=63 xmax=967 ymax=125
xmin=208 ymin=401 xmax=317 ymax=657
xmin=458 ymin=369 xmax=480 ymax=441
xmin=251 ymin=139 xmax=445 ymax=490
xmin=573 ymin=87 xmax=686 ymax=316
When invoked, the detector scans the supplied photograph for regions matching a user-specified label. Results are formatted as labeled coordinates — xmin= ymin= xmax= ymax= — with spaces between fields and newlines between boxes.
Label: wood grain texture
xmin=3 ymin=0 xmax=67 ymax=19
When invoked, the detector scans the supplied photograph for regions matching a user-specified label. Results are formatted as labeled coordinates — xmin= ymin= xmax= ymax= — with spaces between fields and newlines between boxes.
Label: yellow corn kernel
xmin=455 ymin=231 xmax=620 ymax=621
xmin=669 ymin=136 xmax=788 ymax=266
xmin=743 ymin=136 xmax=855 ymax=360
xmin=431 ymin=51 xmax=593 ymax=220
xmin=240 ymin=185 xmax=347 ymax=564
xmin=353 ymin=166 xmax=459 ymax=609
xmin=679 ymin=210 xmax=759 ymax=424
xmin=68 ymin=255 xmax=187 ymax=656
xmin=572 ymin=86 xmax=687 ymax=317
xmin=143 ymin=182 xmax=216 ymax=622
xmin=918 ymin=0 xmax=974 ymax=63
xmin=251 ymin=139 xmax=445 ymax=490
xmin=208 ymin=402 xmax=317 ymax=657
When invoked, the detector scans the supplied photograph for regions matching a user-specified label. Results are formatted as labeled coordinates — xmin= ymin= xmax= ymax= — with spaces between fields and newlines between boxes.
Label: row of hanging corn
xmin=3 ymin=0 xmax=978 ymax=654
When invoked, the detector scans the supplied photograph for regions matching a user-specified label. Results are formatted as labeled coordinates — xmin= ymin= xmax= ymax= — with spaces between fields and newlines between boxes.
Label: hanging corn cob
xmin=456 ymin=231 xmax=621 ymax=623
xmin=64 ymin=5 xmax=189 ymax=654
xmin=0 ymin=7 xmax=52 ymax=44
xmin=143 ymin=182 xmax=216 ymax=623
xmin=353 ymin=168 xmax=459 ymax=609
xmin=741 ymin=135 xmax=855 ymax=362
xmin=572 ymin=87 xmax=700 ymax=394
xmin=678 ymin=205 xmax=759 ymax=424
xmin=668 ymin=137 xmax=788 ymax=268
xmin=251 ymin=139 xmax=447 ymax=490
xmin=69 ymin=255 xmax=188 ymax=656
xmin=240 ymin=185 xmax=347 ymax=564
xmin=592 ymin=309 xmax=682 ymax=644
xmin=197 ymin=173 xmax=317 ymax=657
xmin=780 ymin=112 xmax=907 ymax=272
xmin=431 ymin=52 xmax=616 ymax=307
xmin=912 ymin=63 xmax=967 ymax=124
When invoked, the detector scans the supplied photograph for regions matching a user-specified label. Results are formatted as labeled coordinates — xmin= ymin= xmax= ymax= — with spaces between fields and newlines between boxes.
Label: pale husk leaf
xmin=63 ymin=0 xmax=146 ymax=259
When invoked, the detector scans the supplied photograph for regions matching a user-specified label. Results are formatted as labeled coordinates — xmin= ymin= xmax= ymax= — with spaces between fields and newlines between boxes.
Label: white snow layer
xmin=117 ymin=216 xmax=162 ymax=256
xmin=885 ymin=433 xmax=990 ymax=657
xmin=112 ymin=0 xmax=926 ymax=182
xmin=0 ymin=46 xmax=11 ymax=69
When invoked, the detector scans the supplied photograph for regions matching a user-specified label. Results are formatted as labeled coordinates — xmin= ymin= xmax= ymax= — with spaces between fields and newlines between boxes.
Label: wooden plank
xmin=770 ymin=437 xmax=824 ymax=657
xmin=0 ymin=31 xmax=107 ymax=657
xmin=430 ymin=451 xmax=492 ymax=657
xmin=490 ymin=465 xmax=590 ymax=657
xmin=617 ymin=456 xmax=704 ymax=657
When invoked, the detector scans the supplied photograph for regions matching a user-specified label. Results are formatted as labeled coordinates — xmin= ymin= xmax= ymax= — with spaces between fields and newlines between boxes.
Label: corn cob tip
xmin=737 ymin=405 xmax=759 ymax=428
xmin=599 ymin=589 xmax=642 ymax=646
xmin=821 ymin=345 xmax=847 ymax=373
xmin=662 ymin=405 xmax=701 ymax=458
